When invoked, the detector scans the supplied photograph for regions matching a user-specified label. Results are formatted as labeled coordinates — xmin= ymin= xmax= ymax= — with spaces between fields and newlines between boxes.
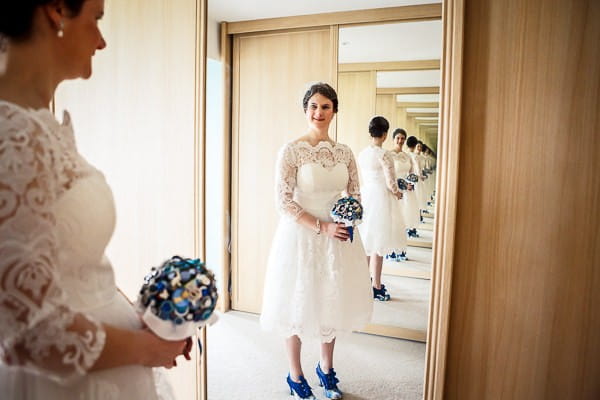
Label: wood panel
xmin=227 ymin=4 xmax=442 ymax=34
xmin=339 ymin=59 xmax=440 ymax=72
xmin=362 ymin=323 xmax=427 ymax=342
xmin=219 ymin=22 xmax=232 ymax=313
xmin=398 ymin=102 xmax=440 ymax=108
xmin=378 ymin=86 xmax=440 ymax=95
xmin=444 ymin=0 xmax=600 ymax=399
xmin=53 ymin=1 xmax=202 ymax=399
xmin=376 ymin=94 xmax=398 ymax=141
xmin=336 ymin=71 xmax=377 ymax=162
xmin=232 ymin=28 xmax=335 ymax=313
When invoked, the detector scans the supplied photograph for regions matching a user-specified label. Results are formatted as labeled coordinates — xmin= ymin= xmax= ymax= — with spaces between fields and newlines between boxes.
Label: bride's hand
xmin=323 ymin=222 xmax=350 ymax=241
xmin=138 ymin=329 xmax=191 ymax=369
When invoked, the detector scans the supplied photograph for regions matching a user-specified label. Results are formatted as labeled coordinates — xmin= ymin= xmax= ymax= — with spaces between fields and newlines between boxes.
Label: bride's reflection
xmin=357 ymin=116 xmax=403 ymax=302
xmin=336 ymin=20 xmax=440 ymax=339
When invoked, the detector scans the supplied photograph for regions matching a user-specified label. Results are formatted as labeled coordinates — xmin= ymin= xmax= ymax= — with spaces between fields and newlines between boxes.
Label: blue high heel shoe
xmin=316 ymin=363 xmax=343 ymax=399
xmin=373 ymin=285 xmax=391 ymax=301
xmin=398 ymin=251 xmax=408 ymax=261
xmin=287 ymin=374 xmax=316 ymax=399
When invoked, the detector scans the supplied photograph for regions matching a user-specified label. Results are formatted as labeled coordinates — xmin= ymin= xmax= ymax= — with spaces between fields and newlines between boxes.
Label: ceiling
xmin=208 ymin=0 xmax=440 ymax=22
xmin=209 ymin=0 xmax=441 ymax=135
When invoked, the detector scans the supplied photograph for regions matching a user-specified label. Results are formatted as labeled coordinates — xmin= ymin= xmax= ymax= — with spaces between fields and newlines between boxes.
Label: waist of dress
xmin=361 ymin=173 xmax=386 ymax=183
xmin=294 ymin=191 xmax=342 ymax=219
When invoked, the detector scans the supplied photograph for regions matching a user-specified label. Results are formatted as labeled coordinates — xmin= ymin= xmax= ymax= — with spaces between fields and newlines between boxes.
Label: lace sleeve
xmin=0 ymin=107 xmax=106 ymax=385
xmin=275 ymin=143 xmax=304 ymax=219
xmin=345 ymin=147 xmax=361 ymax=201
xmin=379 ymin=151 xmax=400 ymax=194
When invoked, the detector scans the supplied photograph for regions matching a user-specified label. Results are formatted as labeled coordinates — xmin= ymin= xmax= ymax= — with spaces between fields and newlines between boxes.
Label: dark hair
xmin=406 ymin=136 xmax=419 ymax=148
xmin=302 ymin=82 xmax=338 ymax=113
xmin=0 ymin=0 xmax=86 ymax=41
xmin=368 ymin=116 xmax=389 ymax=138
xmin=393 ymin=128 xmax=407 ymax=139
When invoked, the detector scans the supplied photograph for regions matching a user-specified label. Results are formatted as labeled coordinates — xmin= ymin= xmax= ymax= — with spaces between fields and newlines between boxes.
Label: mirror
xmin=205 ymin=3 xmax=444 ymax=399
xmin=336 ymin=20 xmax=442 ymax=340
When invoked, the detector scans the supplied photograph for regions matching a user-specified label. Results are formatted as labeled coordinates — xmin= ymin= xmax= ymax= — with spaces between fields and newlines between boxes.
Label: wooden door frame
xmin=214 ymin=2 xmax=464 ymax=399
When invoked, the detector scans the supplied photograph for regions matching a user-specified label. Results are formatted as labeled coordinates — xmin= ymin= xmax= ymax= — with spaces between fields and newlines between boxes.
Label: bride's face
xmin=395 ymin=134 xmax=406 ymax=147
xmin=305 ymin=93 xmax=335 ymax=130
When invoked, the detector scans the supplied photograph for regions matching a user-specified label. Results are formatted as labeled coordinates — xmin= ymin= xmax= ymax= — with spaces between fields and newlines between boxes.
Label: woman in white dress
xmin=406 ymin=136 xmax=427 ymax=228
xmin=387 ymin=128 xmax=416 ymax=261
xmin=0 ymin=2 xmax=191 ymax=399
xmin=420 ymin=144 xmax=435 ymax=210
xmin=357 ymin=117 xmax=402 ymax=301
xmin=414 ymin=141 xmax=429 ymax=210
xmin=260 ymin=83 xmax=372 ymax=400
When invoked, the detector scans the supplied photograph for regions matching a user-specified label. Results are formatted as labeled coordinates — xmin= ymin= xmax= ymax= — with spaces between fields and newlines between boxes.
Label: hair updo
xmin=302 ymin=82 xmax=338 ymax=113
xmin=406 ymin=136 xmax=419 ymax=148
xmin=0 ymin=0 xmax=86 ymax=41
xmin=368 ymin=116 xmax=389 ymax=138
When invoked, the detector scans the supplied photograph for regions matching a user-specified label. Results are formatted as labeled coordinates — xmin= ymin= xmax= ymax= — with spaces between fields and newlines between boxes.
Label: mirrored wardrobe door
xmin=336 ymin=19 xmax=442 ymax=341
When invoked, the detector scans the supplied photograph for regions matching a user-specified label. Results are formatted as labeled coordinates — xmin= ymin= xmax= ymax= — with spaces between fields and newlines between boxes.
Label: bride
xmin=260 ymin=82 xmax=372 ymax=400
xmin=0 ymin=1 xmax=191 ymax=398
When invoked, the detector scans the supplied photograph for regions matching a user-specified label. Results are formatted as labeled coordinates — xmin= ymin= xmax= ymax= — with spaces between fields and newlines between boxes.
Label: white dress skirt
xmin=411 ymin=152 xmax=428 ymax=210
xmin=425 ymin=155 xmax=436 ymax=202
xmin=398 ymin=151 xmax=420 ymax=230
xmin=260 ymin=141 xmax=373 ymax=343
xmin=357 ymin=145 xmax=402 ymax=257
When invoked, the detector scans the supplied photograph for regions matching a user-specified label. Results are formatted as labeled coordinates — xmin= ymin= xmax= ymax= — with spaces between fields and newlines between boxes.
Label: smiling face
xmin=394 ymin=132 xmax=407 ymax=148
xmin=57 ymin=0 xmax=107 ymax=79
xmin=305 ymin=93 xmax=335 ymax=131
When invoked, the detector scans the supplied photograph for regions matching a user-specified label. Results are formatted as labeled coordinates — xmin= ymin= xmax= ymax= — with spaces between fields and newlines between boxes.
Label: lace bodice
xmin=390 ymin=150 xmax=414 ymax=179
xmin=412 ymin=152 xmax=428 ymax=177
xmin=0 ymin=101 xmax=107 ymax=384
xmin=357 ymin=145 xmax=400 ymax=194
xmin=275 ymin=141 xmax=360 ymax=219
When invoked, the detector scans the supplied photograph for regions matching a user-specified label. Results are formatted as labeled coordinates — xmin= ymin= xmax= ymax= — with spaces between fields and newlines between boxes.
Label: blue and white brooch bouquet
xmin=330 ymin=196 xmax=363 ymax=242
xmin=397 ymin=178 xmax=409 ymax=191
xmin=407 ymin=173 xmax=420 ymax=185
xmin=137 ymin=256 xmax=218 ymax=340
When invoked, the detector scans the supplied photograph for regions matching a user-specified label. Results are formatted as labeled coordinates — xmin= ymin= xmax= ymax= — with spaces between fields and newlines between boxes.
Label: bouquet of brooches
xmin=137 ymin=256 xmax=218 ymax=340
xmin=330 ymin=196 xmax=363 ymax=242
xmin=407 ymin=173 xmax=419 ymax=185
xmin=397 ymin=177 xmax=409 ymax=191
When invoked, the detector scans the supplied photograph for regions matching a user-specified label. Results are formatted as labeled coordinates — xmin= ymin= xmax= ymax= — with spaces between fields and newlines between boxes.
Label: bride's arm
xmin=0 ymin=111 xmax=188 ymax=385
xmin=379 ymin=151 xmax=402 ymax=199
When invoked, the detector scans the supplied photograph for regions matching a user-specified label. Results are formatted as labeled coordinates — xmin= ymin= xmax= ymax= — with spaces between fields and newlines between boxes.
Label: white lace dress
xmin=410 ymin=152 xmax=427 ymax=210
xmin=0 ymin=101 xmax=167 ymax=399
xmin=388 ymin=150 xmax=412 ymax=253
xmin=392 ymin=150 xmax=420 ymax=230
xmin=357 ymin=145 xmax=402 ymax=257
xmin=260 ymin=141 xmax=373 ymax=343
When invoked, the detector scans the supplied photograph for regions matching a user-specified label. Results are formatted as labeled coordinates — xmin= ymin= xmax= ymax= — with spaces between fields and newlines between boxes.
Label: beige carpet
xmin=371 ymin=275 xmax=431 ymax=331
xmin=207 ymin=311 xmax=425 ymax=400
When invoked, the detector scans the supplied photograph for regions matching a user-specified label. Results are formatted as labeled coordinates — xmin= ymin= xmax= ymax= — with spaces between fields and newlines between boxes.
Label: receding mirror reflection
xmin=206 ymin=2 xmax=443 ymax=399
xmin=336 ymin=20 xmax=441 ymax=340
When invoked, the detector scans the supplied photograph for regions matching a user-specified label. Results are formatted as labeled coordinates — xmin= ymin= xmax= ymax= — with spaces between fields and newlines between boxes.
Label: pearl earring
xmin=57 ymin=20 xmax=64 ymax=38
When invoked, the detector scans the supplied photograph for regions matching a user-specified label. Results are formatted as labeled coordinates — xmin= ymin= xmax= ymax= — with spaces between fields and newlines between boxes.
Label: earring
xmin=57 ymin=20 xmax=64 ymax=38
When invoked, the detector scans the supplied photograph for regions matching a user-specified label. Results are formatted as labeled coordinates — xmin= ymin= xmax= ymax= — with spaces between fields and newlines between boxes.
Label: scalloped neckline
xmin=294 ymin=140 xmax=338 ymax=149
